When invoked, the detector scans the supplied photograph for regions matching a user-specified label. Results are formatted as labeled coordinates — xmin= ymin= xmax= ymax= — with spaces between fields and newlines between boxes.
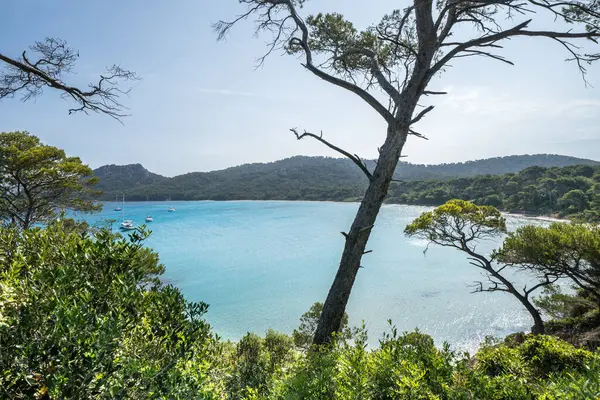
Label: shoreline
xmin=99 ymin=198 xmax=570 ymax=222
xmin=502 ymin=212 xmax=568 ymax=223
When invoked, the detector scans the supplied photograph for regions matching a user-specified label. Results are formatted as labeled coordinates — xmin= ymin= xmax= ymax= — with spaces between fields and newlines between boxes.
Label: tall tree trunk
xmin=313 ymin=125 xmax=408 ymax=345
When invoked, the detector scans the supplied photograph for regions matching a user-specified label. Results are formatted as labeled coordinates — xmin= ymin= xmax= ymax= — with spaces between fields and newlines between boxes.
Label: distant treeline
xmin=94 ymin=154 xmax=599 ymax=203
xmin=96 ymin=162 xmax=600 ymax=221
xmin=388 ymin=164 xmax=600 ymax=221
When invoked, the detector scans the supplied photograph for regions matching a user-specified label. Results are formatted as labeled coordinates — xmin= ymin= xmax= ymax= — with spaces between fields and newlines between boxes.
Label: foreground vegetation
xmin=2 ymin=222 xmax=600 ymax=399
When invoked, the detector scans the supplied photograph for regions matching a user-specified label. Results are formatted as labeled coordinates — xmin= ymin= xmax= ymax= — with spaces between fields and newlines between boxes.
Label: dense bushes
xmin=239 ymin=329 xmax=600 ymax=399
xmin=0 ymin=224 xmax=221 ymax=399
xmin=1 ymin=223 xmax=600 ymax=399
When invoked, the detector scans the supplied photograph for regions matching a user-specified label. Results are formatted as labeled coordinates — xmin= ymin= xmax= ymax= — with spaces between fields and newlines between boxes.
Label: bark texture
xmin=313 ymin=125 xmax=408 ymax=345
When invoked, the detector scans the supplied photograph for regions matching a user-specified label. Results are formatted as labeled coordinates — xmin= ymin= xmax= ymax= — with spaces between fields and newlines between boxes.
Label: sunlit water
xmin=78 ymin=201 xmax=548 ymax=354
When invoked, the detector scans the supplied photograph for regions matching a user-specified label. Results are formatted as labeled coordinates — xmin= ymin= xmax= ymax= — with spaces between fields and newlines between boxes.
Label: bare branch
xmin=524 ymin=273 xmax=559 ymax=296
xmin=410 ymin=105 xmax=435 ymax=124
xmin=430 ymin=19 xmax=532 ymax=78
xmin=290 ymin=128 xmax=372 ymax=180
xmin=423 ymin=90 xmax=448 ymax=96
xmin=408 ymin=129 xmax=429 ymax=140
xmin=453 ymin=49 xmax=515 ymax=65
xmin=0 ymin=38 xmax=137 ymax=121
xmin=549 ymin=36 xmax=600 ymax=86
xmin=469 ymin=279 xmax=510 ymax=294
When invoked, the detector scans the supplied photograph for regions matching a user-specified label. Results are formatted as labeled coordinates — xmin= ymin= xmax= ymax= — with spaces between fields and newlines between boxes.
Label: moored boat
xmin=119 ymin=220 xmax=135 ymax=230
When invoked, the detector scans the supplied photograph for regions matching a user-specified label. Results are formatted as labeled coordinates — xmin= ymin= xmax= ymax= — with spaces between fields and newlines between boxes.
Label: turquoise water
xmin=81 ymin=201 xmax=546 ymax=353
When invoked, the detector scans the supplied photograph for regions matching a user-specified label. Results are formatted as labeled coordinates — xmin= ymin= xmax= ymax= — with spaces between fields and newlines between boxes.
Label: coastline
xmin=99 ymin=198 xmax=571 ymax=222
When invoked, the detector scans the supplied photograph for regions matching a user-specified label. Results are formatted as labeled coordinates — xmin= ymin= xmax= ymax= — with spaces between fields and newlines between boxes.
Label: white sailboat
xmin=145 ymin=196 xmax=153 ymax=222
xmin=118 ymin=194 xmax=135 ymax=231
xmin=114 ymin=194 xmax=122 ymax=211
xmin=168 ymin=196 xmax=175 ymax=212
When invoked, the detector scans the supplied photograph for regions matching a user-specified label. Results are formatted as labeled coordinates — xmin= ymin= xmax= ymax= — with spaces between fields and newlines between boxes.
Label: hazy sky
xmin=1 ymin=0 xmax=599 ymax=176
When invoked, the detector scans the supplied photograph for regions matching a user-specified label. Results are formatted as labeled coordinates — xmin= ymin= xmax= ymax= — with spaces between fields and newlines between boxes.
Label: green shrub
xmin=476 ymin=335 xmax=593 ymax=381
xmin=519 ymin=335 xmax=592 ymax=378
xmin=227 ymin=330 xmax=295 ymax=399
xmin=292 ymin=301 xmax=352 ymax=351
xmin=371 ymin=329 xmax=456 ymax=399
xmin=539 ymin=359 xmax=600 ymax=399
xmin=0 ymin=224 xmax=221 ymax=399
xmin=476 ymin=345 xmax=526 ymax=377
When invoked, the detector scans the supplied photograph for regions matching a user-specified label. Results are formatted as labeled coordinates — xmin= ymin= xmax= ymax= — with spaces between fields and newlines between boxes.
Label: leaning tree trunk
xmin=522 ymin=296 xmax=545 ymax=335
xmin=313 ymin=124 xmax=408 ymax=345
xmin=484 ymin=262 xmax=545 ymax=335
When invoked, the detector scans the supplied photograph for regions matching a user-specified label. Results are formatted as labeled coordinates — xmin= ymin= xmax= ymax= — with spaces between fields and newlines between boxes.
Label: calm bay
xmin=80 ymin=201 xmax=547 ymax=353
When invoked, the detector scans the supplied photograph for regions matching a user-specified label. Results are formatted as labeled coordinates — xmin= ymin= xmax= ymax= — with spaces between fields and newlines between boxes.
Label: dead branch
xmin=410 ymin=105 xmax=435 ymax=125
xmin=408 ymin=129 xmax=429 ymax=140
xmin=423 ymin=90 xmax=448 ymax=96
xmin=470 ymin=279 xmax=510 ymax=294
xmin=453 ymin=49 xmax=515 ymax=65
xmin=290 ymin=128 xmax=372 ymax=180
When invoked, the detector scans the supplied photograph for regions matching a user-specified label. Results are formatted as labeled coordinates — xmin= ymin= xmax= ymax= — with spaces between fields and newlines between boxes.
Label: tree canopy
xmin=404 ymin=199 xmax=507 ymax=244
xmin=499 ymin=223 xmax=600 ymax=304
xmin=0 ymin=131 xmax=100 ymax=229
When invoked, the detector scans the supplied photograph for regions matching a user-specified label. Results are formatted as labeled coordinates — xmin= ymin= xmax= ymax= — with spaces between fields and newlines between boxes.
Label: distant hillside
xmin=93 ymin=164 xmax=167 ymax=198
xmin=93 ymin=154 xmax=599 ymax=201
xmin=395 ymin=154 xmax=600 ymax=180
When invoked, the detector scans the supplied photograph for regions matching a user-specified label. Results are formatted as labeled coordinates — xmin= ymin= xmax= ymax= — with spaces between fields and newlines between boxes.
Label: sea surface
xmin=79 ymin=201 xmax=548 ymax=353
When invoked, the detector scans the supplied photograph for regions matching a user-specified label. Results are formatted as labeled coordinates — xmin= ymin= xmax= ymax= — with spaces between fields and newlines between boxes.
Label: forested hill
xmin=94 ymin=163 xmax=167 ymax=197
xmin=93 ymin=154 xmax=599 ymax=202
xmin=396 ymin=154 xmax=599 ymax=179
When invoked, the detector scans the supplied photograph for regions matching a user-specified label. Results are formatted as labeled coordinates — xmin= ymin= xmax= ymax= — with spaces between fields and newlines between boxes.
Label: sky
xmin=1 ymin=0 xmax=599 ymax=177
